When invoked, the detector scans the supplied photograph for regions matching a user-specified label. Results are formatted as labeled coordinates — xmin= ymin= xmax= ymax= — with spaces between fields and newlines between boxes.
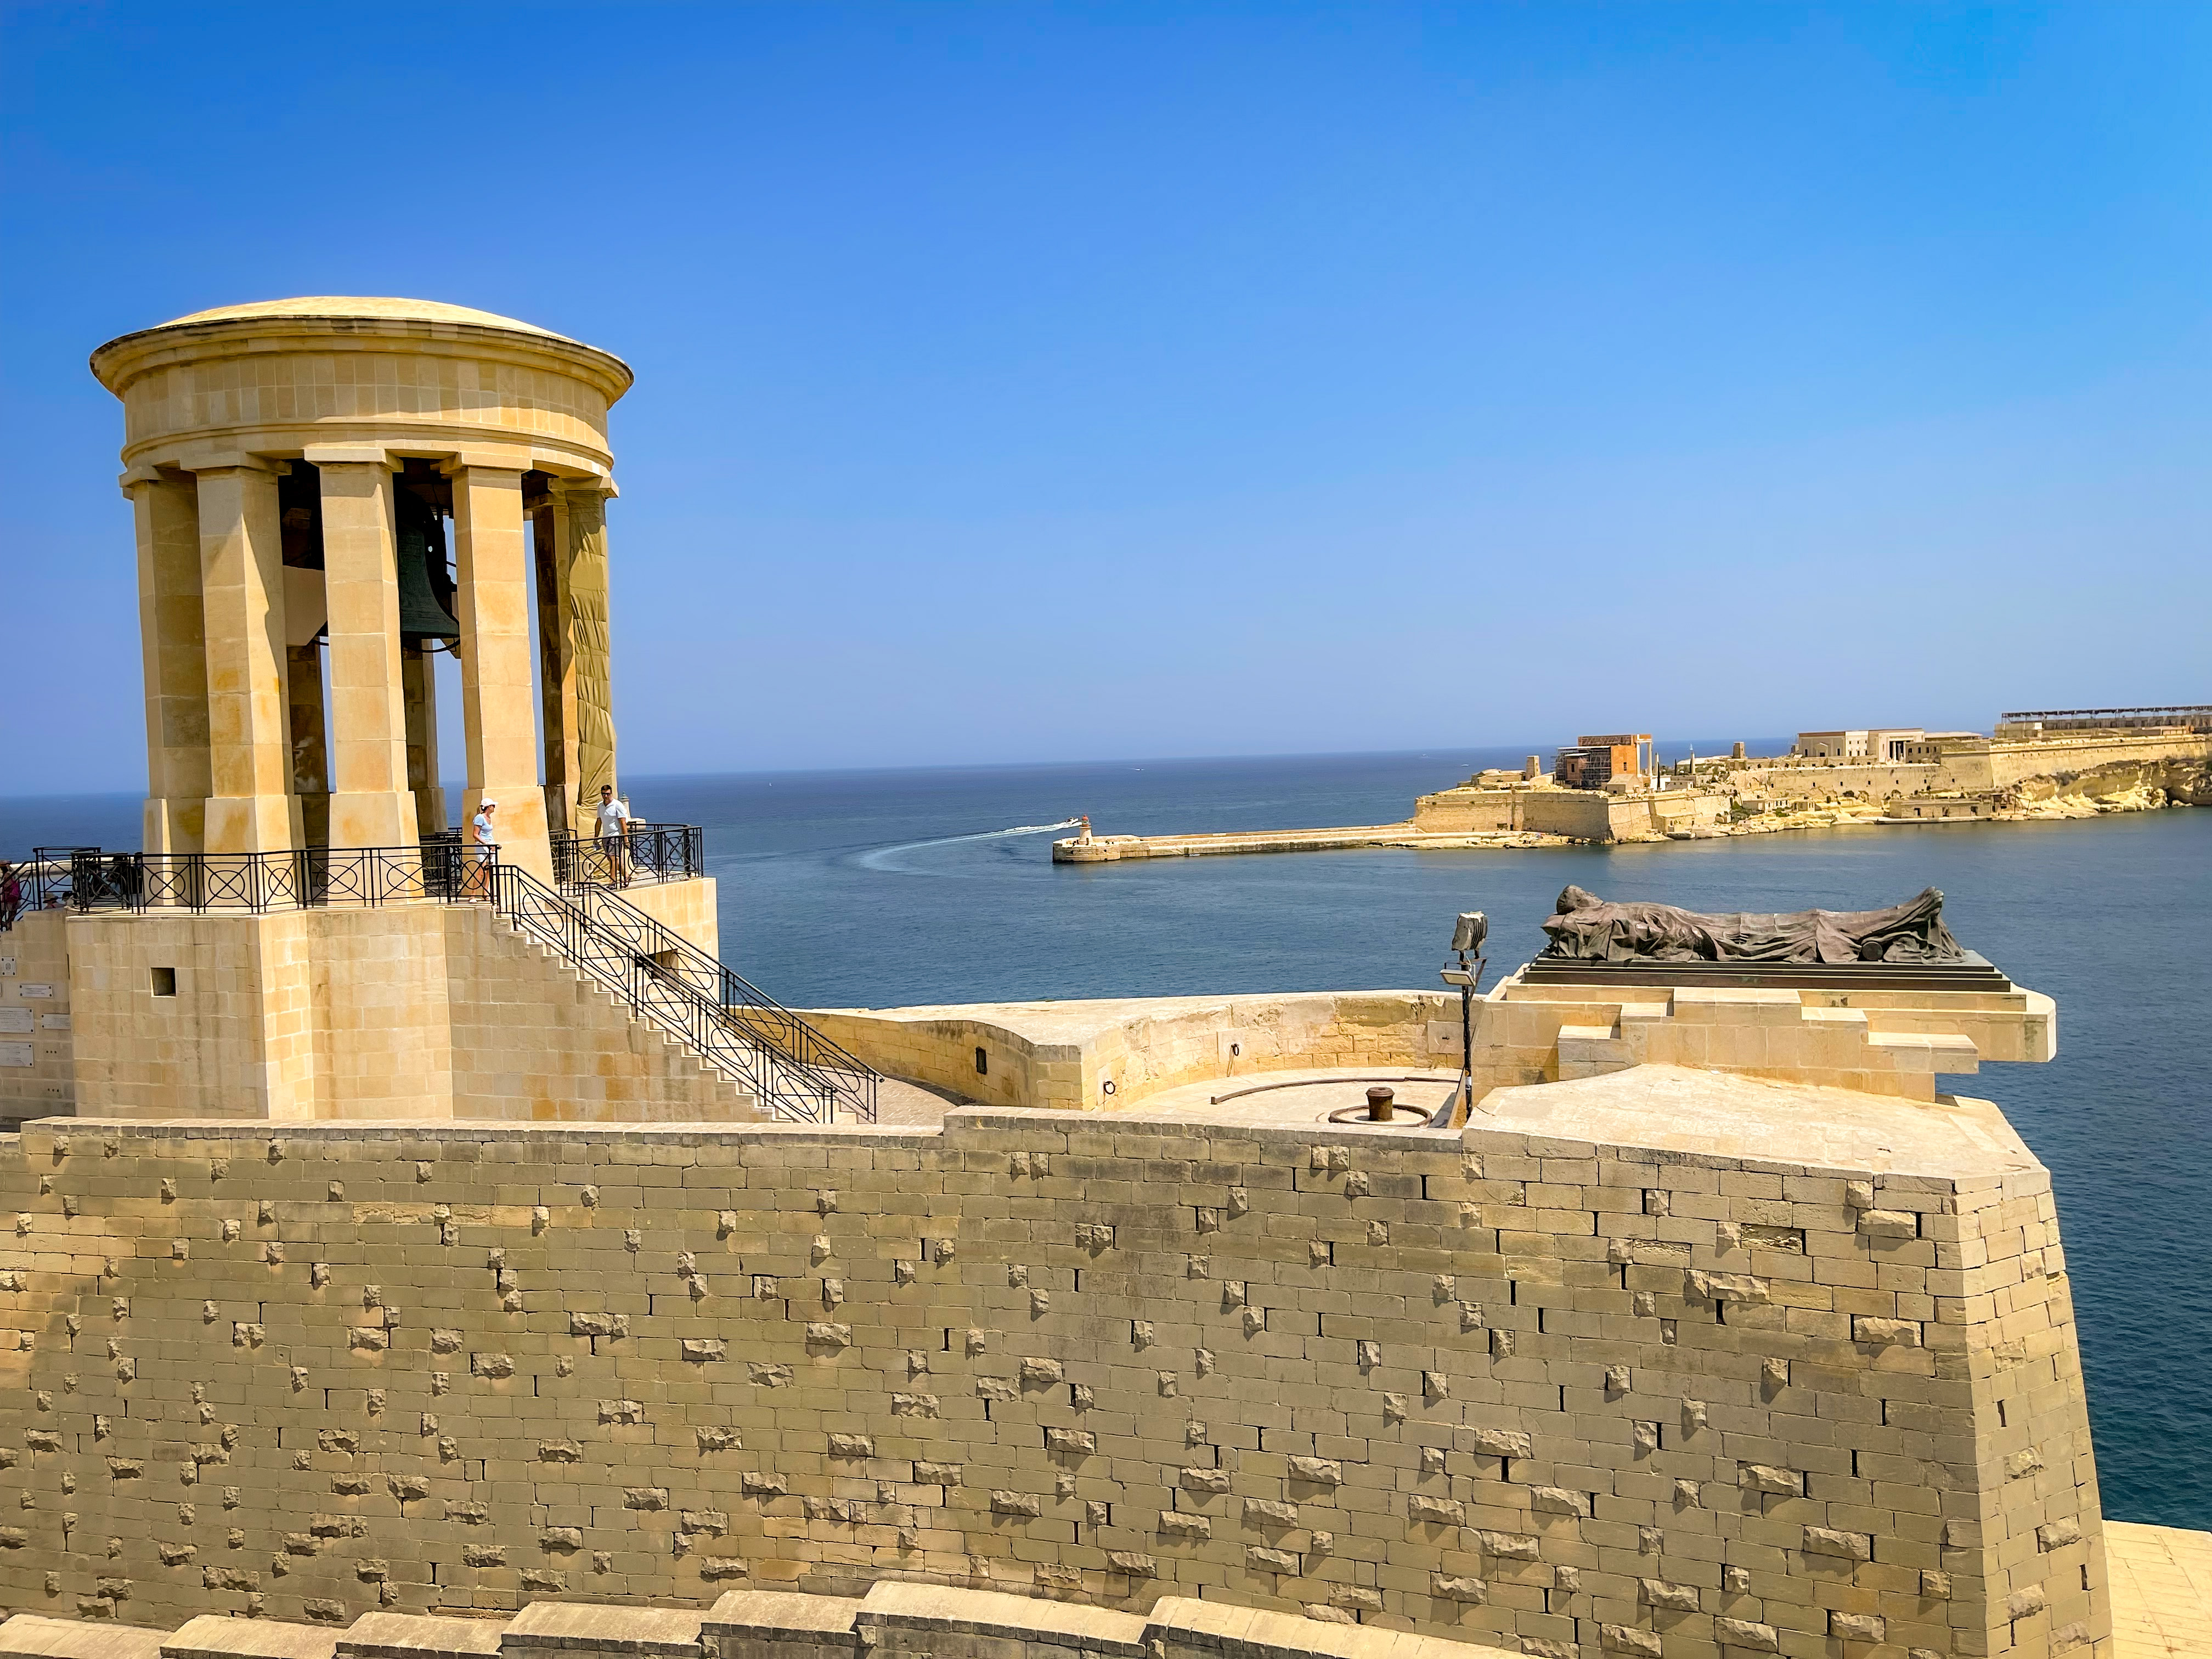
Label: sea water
xmin=8 ymin=748 xmax=2207 ymax=1527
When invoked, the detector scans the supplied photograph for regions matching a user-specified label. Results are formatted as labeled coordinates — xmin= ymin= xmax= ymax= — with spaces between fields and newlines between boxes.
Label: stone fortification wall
xmin=1984 ymin=731 xmax=2211 ymax=791
xmin=55 ymin=895 xmax=751 ymax=1123
xmin=1410 ymin=791 xmax=1522 ymax=835
xmin=0 ymin=1074 xmax=2104 ymax=1656
xmin=1728 ymin=731 xmax=2212 ymax=804
xmin=1723 ymin=764 xmax=1939 ymax=802
xmin=1512 ymin=794 xmax=1727 ymax=845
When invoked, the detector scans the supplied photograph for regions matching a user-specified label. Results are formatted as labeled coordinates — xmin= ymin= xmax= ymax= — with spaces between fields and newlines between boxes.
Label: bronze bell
xmin=395 ymin=496 xmax=461 ymax=646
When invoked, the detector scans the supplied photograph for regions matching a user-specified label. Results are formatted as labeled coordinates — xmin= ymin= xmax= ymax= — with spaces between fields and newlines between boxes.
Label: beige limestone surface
xmin=1 ymin=911 xmax=77 ymax=1123
xmin=0 ymin=1064 xmax=2107 ymax=1654
xmin=2105 ymin=1522 xmax=2212 ymax=1658
xmin=1466 ymin=1063 xmax=2039 ymax=1178
xmin=0 ymin=1587 xmax=1550 ymax=1659
xmin=803 ymin=973 xmax=2054 ymax=1120
xmin=53 ymin=889 xmax=751 ymax=1122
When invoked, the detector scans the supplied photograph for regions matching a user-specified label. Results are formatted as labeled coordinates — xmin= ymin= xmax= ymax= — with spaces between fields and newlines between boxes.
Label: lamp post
xmin=1430 ymin=911 xmax=1488 ymax=1128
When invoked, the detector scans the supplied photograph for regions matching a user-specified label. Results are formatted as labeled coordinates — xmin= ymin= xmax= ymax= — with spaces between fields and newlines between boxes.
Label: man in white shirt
xmin=595 ymin=785 xmax=633 ymax=886
xmin=469 ymin=799 xmax=498 ymax=895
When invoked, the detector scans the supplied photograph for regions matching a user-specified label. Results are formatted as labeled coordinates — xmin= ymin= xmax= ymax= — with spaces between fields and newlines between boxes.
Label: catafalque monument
xmin=2 ymin=300 xmax=2204 ymax=1659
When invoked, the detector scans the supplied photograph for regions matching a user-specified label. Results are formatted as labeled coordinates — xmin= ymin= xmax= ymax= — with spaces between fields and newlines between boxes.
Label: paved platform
xmin=872 ymin=1074 xmax=977 ymax=1126
xmin=2110 ymin=1520 xmax=2212 ymax=1657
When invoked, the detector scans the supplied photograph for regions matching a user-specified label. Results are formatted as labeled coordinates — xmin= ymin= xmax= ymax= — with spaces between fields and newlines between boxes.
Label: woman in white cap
xmin=470 ymin=798 xmax=498 ymax=895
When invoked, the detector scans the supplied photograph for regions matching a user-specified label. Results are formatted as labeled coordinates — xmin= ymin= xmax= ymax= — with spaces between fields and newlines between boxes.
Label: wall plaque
xmin=16 ymin=983 xmax=55 ymax=999
xmin=0 ymin=1042 xmax=33 ymax=1068
xmin=0 ymin=1008 xmax=30 ymax=1034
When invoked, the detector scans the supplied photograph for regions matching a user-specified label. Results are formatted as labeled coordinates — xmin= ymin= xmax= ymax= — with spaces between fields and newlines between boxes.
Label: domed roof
xmin=157 ymin=296 xmax=569 ymax=340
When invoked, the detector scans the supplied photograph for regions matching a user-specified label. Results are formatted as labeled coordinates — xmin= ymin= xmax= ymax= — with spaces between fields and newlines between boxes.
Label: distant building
xmin=1555 ymin=733 xmax=1650 ymax=790
xmin=1897 ymin=732 xmax=1989 ymax=766
xmin=1996 ymin=706 xmax=2212 ymax=739
xmin=1795 ymin=729 xmax=1925 ymax=762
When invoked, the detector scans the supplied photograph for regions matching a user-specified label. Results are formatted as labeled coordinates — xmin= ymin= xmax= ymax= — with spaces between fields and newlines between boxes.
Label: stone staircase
xmin=483 ymin=865 xmax=878 ymax=1123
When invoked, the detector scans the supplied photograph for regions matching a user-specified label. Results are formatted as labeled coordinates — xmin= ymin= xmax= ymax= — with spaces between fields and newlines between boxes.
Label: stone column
xmin=129 ymin=472 xmax=211 ymax=854
xmin=402 ymin=645 xmax=447 ymax=838
xmin=533 ymin=498 xmax=578 ymax=834
xmin=558 ymin=478 xmax=617 ymax=811
xmin=448 ymin=462 xmax=552 ymax=881
xmin=314 ymin=455 xmax=417 ymax=849
xmin=194 ymin=461 xmax=301 ymax=854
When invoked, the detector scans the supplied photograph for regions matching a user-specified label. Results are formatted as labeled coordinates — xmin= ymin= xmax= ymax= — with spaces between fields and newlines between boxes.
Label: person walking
xmin=469 ymin=799 xmax=498 ymax=896
xmin=594 ymin=784 xmax=634 ymax=886
xmin=0 ymin=861 xmax=21 ymax=931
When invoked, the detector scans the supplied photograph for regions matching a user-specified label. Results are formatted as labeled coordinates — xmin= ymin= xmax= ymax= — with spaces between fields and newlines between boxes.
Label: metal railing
xmin=1 ymin=842 xmax=477 ymax=923
xmin=487 ymin=865 xmax=878 ymax=1124
xmin=551 ymin=822 xmax=705 ymax=888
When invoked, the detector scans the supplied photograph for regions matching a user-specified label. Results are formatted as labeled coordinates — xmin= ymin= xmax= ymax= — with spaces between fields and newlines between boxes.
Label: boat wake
xmin=856 ymin=819 xmax=1083 ymax=873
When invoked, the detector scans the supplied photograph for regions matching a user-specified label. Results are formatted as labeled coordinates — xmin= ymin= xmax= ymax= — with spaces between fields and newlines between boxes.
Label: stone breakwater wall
xmin=0 ymin=1093 xmax=2104 ymax=1657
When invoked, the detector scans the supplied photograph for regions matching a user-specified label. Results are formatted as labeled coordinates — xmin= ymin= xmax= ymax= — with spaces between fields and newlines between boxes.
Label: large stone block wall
xmin=1 ymin=914 xmax=75 ymax=1124
xmin=55 ymin=899 xmax=752 ymax=1123
xmin=1724 ymin=765 xmax=1942 ymax=802
xmin=1411 ymin=792 xmax=1522 ymax=834
xmin=0 ymin=1080 xmax=2105 ymax=1656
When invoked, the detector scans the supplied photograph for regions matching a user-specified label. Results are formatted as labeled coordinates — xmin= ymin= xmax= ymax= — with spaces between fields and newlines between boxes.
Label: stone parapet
xmin=0 ymin=1073 xmax=2106 ymax=1654
xmin=804 ymin=970 xmax=2053 ymax=1113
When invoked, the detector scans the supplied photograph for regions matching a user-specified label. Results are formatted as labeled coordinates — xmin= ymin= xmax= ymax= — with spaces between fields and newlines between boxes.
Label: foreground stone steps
xmin=0 ymin=1583 xmax=1529 ymax=1659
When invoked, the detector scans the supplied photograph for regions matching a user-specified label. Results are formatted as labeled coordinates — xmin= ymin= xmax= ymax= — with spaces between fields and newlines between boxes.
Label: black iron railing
xmin=5 ymin=848 xmax=100 ymax=918
xmin=551 ymin=823 xmax=705 ymax=888
xmin=488 ymin=865 xmax=877 ymax=1124
xmin=2 ymin=842 xmax=477 ymax=922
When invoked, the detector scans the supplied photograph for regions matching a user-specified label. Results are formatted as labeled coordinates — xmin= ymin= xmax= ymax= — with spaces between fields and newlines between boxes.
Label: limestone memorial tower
xmin=89 ymin=297 xmax=634 ymax=881
xmin=0 ymin=298 xmax=848 ymax=1124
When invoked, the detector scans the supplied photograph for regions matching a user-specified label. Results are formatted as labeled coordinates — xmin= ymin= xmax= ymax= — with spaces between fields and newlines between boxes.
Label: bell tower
xmin=89 ymin=297 xmax=634 ymax=881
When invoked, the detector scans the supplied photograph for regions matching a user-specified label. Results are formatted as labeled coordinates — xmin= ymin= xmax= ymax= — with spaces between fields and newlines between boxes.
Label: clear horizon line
xmin=5 ymin=735 xmax=1804 ymax=802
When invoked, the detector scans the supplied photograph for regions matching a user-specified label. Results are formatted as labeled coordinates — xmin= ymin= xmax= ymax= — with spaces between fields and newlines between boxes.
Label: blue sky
xmin=3 ymin=2 xmax=2207 ymax=791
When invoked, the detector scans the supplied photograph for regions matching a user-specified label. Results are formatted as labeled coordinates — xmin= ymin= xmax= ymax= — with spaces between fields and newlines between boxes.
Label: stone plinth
xmin=44 ymin=882 xmax=735 ymax=1122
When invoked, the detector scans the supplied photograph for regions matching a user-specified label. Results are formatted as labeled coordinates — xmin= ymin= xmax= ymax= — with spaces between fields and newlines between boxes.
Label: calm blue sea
xmin=7 ymin=748 xmax=2207 ymax=1528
